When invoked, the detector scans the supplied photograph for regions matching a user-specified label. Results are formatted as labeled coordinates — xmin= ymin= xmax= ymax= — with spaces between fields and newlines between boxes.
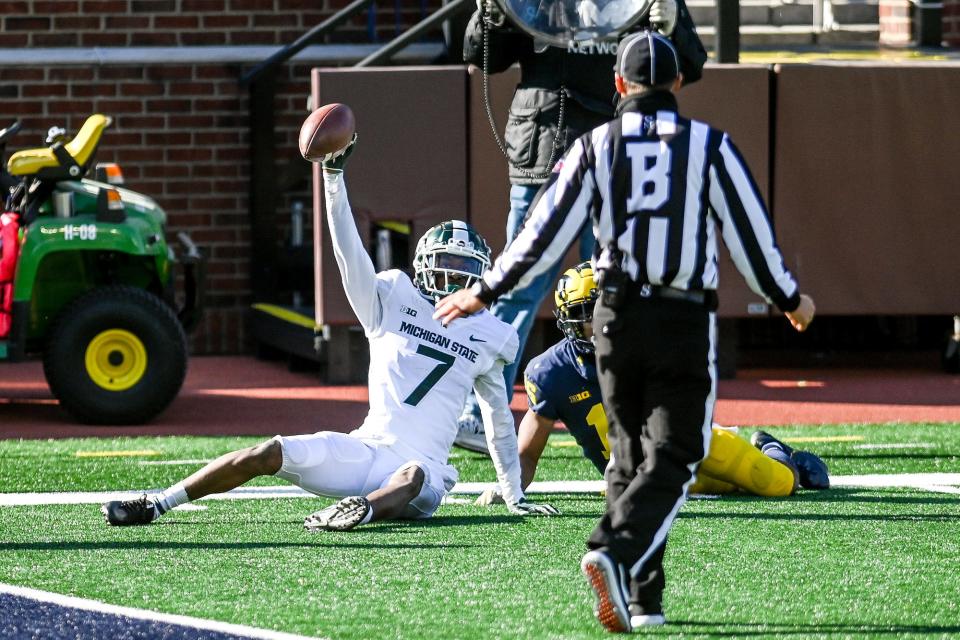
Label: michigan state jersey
xmin=323 ymin=171 xmax=525 ymax=506
xmin=524 ymin=340 xmax=609 ymax=474
xmin=352 ymin=269 xmax=519 ymax=466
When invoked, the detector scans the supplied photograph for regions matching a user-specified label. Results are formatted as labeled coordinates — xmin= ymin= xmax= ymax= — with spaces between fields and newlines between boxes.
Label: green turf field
xmin=1 ymin=423 xmax=959 ymax=639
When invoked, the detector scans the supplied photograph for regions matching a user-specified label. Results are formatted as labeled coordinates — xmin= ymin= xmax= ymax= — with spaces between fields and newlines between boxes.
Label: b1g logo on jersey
xmin=400 ymin=305 xmax=418 ymax=318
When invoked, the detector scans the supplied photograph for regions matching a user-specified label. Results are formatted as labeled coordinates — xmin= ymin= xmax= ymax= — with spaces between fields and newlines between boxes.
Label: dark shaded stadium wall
xmin=313 ymin=63 xmax=960 ymax=376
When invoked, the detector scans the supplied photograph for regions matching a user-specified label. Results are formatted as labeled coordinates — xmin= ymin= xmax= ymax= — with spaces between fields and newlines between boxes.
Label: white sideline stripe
xmin=831 ymin=473 xmax=960 ymax=494
xmin=2 ymin=475 xmax=959 ymax=507
xmin=853 ymin=443 xmax=936 ymax=450
xmin=0 ymin=583 xmax=326 ymax=640
xmin=172 ymin=503 xmax=208 ymax=511
xmin=926 ymin=485 xmax=960 ymax=495
xmin=0 ymin=481 xmax=604 ymax=506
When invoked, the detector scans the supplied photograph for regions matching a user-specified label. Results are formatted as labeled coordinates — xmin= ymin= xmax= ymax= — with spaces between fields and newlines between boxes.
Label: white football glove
xmin=648 ymin=0 xmax=678 ymax=35
xmin=507 ymin=498 xmax=560 ymax=516
xmin=475 ymin=486 xmax=506 ymax=505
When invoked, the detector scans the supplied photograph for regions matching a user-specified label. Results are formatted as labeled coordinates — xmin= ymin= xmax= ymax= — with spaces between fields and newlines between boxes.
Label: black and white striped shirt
xmin=478 ymin=91 xmax=801 ymax=312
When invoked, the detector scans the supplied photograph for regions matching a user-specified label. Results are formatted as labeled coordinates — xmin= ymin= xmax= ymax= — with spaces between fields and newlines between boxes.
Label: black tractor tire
xmin=43 ymin=285 xmax=188 ymax=425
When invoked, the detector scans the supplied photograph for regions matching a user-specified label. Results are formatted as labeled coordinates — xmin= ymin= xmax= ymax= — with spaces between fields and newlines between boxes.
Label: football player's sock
xmin=358 ymin=506 xmax=374 ymax=525
xmin=700 ymin=428 xmax=797 ymax=497
xmin=153 ymin=483 xmax=189 ymax=517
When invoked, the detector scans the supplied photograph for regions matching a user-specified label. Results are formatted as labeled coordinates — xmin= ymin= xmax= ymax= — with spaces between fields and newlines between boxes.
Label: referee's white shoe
xmin=630 ymin=613 xmax=666 ymax=627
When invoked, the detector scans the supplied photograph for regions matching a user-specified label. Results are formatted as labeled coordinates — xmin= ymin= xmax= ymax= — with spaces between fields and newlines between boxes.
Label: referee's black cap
xmin=615 ymin=30 xmax=680 ymax=86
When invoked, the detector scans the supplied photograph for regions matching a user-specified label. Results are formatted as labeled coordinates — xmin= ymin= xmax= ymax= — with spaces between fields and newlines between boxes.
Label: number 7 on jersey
xmin=403 ymin=344 xmax=456 ymax=406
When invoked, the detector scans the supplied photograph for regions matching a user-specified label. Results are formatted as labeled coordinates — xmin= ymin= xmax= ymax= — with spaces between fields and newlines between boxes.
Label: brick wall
xmin=946 ymin=0 xmax=960 ymax=45
xmin=878 ymin=0 xmax=912 ymax=46
xmin=0 ymin=1 xmax=448 ymax=354
xmin=881 ymin=0 xmax=960 ymax=45
xmin=0 ymin=0 xmax=442 ymax=47
xmin=0 ymin=60 xmax=317 ymax=354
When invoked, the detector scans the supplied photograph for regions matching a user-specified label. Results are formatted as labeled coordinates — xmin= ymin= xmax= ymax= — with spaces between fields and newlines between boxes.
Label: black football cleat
xmin=750 ymin=430 xmax=795 ymax=456
xmin=101 ymin=494 xmax=158 ymax=526
xmin=304 ymin=496 xmax=371 ymax=532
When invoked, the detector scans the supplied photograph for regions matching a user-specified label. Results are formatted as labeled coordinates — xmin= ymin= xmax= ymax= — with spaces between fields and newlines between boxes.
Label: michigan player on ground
xmin=478 ymin=262 xmax=829 ymax=504
xmin=102 ymin=136 xmax=557 ymax=531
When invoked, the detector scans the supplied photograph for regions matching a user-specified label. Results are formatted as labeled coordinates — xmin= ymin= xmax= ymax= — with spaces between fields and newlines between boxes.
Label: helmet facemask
xmin=554 ymin=262 xmax=598 ymax=354
xmin=414 ymin=221 xmax=491 ymax=301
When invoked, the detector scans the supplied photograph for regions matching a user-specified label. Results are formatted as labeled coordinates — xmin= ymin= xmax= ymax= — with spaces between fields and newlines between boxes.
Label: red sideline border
xmin=1 ymin=356 xmax=959 ymax=440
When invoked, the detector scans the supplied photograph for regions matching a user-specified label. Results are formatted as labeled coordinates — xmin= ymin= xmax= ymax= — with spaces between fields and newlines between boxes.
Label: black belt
xmin=634 ymin=284 xmax=718 ymax=310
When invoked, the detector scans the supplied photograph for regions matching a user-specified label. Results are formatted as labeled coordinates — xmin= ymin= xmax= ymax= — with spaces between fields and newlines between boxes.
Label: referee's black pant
xmin=588 ymin=291 xmax=716 ymax=614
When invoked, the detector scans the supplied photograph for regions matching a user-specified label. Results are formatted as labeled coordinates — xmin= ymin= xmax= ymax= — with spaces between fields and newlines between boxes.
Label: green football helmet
xmin=554 ymin=261 xmax=599 ymax=353
xmin=413 ymin=220 xmax=491 ymax=301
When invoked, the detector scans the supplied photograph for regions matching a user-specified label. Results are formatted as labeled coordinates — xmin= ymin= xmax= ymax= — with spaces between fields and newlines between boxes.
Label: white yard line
xmin=0 ymin=583 xmax=326 ymax=640
xmin=831 ymin=473 xmax=960 ymax=494
xmin=1 ymin=474 xmax=959 ymax=506
xmin=853 ymin=443 xmax=936 ymax=450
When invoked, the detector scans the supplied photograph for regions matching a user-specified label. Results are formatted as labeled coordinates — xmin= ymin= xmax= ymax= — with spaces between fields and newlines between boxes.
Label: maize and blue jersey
xmin=523 ymin=339 xmax=610 ymax=475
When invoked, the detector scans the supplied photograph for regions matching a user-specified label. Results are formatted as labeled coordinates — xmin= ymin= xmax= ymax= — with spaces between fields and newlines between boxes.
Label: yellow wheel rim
xmin=84 ymin=329 xmax=148 ymax=391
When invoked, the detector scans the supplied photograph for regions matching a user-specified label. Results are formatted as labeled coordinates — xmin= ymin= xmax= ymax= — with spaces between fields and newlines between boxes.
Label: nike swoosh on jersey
xmin=468 ymin=335 xmax=487 ymax=343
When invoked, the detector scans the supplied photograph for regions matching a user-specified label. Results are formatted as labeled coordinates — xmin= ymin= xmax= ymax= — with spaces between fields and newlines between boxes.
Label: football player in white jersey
xmin=101 ymin=136 xmax=557 ymax=531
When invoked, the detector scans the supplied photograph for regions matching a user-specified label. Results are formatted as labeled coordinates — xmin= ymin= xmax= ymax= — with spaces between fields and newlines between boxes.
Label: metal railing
xmin=358 ymin=0 xmax=471 ymax=66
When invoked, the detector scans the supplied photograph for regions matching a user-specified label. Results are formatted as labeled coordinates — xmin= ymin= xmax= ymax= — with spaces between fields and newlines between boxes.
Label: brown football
xmin=299 ymin=103 xmax=356 ymax=162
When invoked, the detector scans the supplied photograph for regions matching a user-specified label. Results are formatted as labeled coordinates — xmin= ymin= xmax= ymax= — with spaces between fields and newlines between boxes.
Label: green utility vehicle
xmin=0 ymin=115 xmax=204 ymax=424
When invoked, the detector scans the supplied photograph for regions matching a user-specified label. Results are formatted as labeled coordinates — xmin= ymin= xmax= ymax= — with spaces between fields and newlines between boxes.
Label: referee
xmin=435 ymin=31 xmax=815 ymax=632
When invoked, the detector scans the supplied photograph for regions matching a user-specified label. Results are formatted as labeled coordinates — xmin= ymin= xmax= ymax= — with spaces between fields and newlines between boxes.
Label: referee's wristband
xmin=470 ymin=279 xmax=497 ymax=305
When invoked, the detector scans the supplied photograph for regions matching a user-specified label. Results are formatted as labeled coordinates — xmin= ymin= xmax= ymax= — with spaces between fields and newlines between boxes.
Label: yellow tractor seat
xmin=7 ymin=114 xmax=113 ymax=178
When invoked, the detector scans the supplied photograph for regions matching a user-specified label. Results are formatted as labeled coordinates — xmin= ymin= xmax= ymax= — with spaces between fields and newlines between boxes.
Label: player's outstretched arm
xmin=518 ymin=409 xmax=553 ymax=489
xmin=320 ymin=136 xmax=384 ymax=333
xmin=474 ymin=363 xmax=559 ymax=516
xmin=474 ymin=409 xmax=554 ymax=505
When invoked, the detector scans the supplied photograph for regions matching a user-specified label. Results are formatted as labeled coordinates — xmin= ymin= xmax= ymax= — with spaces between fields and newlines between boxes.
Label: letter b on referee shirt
xmin=627 ymin=142 xmax=672 ymax=211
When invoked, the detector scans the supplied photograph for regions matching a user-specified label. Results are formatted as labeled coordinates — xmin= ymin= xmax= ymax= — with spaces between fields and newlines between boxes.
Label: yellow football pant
xmin=691 ymin=428 xmax=796 ymax=497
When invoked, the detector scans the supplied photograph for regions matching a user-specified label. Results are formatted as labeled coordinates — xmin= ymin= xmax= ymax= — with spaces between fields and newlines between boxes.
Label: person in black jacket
xmin=454 ymin=0 xmax=707 ymax=453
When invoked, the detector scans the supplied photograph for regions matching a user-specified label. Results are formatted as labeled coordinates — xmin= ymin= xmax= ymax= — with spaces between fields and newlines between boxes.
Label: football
xmin=299 ymin=103 xmax=356 ymax=162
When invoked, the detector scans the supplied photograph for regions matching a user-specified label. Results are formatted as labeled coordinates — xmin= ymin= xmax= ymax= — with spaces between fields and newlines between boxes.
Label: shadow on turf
xmin=669 ymin=621 xmax=960 ymax=636
xmin=323 ymin=512 xmax=598 ymax=532
xmin=788 ymin=489 xmax=960 ymax=505
xmin=690 ymin=488 xmax=960 ymax=506
xmin=680 ymin=511 xmax=960 ymax=523
xmin=828 ymin=453 xmax=958 ymax=461
xmin=680 ymin=488 xmax=960 ymax=522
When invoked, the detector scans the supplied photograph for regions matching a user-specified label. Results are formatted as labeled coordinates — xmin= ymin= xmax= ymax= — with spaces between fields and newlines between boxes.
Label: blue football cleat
xmin=751 ymin=430 xmax=830 ymax=490
xmin=792 ymin=451 xmax=831 ymax=489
